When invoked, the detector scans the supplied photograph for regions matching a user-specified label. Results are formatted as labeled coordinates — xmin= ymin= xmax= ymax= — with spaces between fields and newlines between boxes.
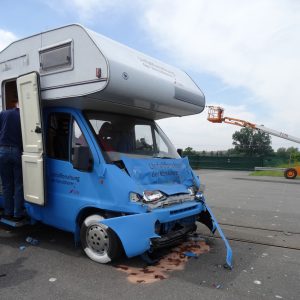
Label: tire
xmin=284 ymin=168 xmax=297 ymax=179
xmin=80 ymin=214 xmax=120 ymax=263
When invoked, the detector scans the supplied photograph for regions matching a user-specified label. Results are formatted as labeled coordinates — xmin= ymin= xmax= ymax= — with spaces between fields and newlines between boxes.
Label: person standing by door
xmin=0 ymin=95 xmax=24 ymax=221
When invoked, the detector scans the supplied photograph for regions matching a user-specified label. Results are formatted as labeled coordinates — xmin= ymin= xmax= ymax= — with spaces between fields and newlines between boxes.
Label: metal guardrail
xmin=254 ymin=167 xmax=285 ymax=171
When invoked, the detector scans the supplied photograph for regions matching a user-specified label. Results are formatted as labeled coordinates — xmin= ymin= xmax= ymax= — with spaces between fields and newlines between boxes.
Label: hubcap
xmin=86 ymin=224 xmax=109 ymax=255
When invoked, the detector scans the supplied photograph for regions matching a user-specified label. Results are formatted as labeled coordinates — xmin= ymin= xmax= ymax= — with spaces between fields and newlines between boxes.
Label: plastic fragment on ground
xmin=19 ymin=245 xmax=26 ymax=251
xmin=26 ymin=236 xmax=39 ymax=245
xmin=183 ymin=251 xmax=198 ymax=258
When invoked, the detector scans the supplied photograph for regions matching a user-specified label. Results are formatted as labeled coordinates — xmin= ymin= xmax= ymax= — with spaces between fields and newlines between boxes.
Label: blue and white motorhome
xmin=0 ymin=24 xmax=232 ymax=267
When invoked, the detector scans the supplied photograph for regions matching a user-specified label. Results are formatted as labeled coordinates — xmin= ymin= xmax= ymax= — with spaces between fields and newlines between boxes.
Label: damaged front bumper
xmin=150 ymin=223 xmax=196 ymax=249
xmin=100 ymin=201 xmax=233 ymax=268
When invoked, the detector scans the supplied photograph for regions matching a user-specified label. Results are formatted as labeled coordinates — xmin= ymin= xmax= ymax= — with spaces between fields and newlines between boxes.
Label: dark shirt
xmin=0 ymin=108 xmax=23 ymax=150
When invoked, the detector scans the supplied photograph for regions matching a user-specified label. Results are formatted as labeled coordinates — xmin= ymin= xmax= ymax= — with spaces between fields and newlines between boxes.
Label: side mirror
xmin=177 ymin=148 xmax=183 ymax=157
xmin=72 ymin=146 xmax=93 ymax=172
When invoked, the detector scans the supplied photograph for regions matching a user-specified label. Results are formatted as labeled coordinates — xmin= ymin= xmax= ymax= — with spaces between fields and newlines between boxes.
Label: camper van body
xmin=0 ymin=25 xmax=232 ymax=267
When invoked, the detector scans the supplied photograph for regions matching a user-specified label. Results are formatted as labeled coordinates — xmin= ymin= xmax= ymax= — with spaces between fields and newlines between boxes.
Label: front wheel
xmin=80 ymin=214 xmax=121 ymax=263
xmin=284 ymin=168 xmax=297 ymax=179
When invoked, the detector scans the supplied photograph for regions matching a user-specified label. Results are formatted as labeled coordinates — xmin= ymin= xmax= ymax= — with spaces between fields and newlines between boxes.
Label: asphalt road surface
xmin=0 ymin=170 xmax=299 ymax=300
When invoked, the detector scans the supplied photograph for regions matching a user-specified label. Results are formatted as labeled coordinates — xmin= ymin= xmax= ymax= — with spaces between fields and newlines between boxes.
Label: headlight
xmin=188 ymin=183 xmax=206 ymax=196
xmin=143 ymin=190 xmax=166 ymax=203
xmin=129 ymin=192 xmax=142 ymax=202
xmin=188 ymin=184 xmax=205 ymax=202
xmin=188 ymin=186 xmax=197 ymax=196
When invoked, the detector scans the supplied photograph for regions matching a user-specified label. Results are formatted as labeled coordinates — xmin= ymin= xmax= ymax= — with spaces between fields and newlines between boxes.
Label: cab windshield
xmin=85 ymin=111 xmax=179 ymax=162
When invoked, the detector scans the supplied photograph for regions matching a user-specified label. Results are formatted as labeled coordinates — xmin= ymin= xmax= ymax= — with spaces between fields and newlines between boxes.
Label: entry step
xmin=0 ymin=217 xmax=30 ymax=227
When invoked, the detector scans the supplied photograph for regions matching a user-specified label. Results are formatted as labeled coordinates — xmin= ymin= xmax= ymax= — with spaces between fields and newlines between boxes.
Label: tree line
xmin=183 ymin=127 xmax=300 ymax=159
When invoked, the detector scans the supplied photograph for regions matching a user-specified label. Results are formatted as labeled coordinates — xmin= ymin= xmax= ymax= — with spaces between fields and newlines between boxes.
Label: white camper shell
xmin=0 ymin=24 xmax=205 ymax=119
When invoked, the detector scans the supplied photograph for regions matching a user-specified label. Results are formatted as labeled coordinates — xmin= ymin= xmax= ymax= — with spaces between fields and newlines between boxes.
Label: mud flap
xmin=198 ymin=203 xmax=233 ymax=269
xmin=100 ymin=213 xmax=159 ymax=258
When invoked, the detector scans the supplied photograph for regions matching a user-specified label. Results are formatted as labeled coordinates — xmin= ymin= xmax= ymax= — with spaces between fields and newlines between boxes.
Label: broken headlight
xmin=187 ymin=186 xmax=197 ymax=196
xmin=188 ymin=184 xmax=206 ymax=202
xmin=129 ymin=192 xmax=142 ymax=202
xmin=143 ymin=190 xmax=166 ymax=203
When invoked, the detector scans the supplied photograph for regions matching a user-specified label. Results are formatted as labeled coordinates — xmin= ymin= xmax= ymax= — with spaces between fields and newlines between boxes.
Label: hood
xmin=121 ymin=156 xmax=195 ymax=195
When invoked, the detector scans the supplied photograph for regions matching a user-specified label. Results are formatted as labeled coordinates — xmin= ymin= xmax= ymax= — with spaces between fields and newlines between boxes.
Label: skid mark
xmin=115 ymin=240 xmax=209 ymax=284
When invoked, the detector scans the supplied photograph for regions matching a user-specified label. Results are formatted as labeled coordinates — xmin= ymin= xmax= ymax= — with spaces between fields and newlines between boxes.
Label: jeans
xmin=0 ymin=146 xmax=24 ymax=217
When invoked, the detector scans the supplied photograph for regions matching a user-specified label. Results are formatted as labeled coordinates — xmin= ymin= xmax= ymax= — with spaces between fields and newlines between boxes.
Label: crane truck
xmin=207 ymin=106 xmax=300 ymax=179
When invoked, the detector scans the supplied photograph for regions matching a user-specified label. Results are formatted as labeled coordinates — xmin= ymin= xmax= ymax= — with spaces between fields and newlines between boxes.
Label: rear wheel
xmin=284 ymin=168 xmax=297 ymax=179
xmin=80 ymin=214 xmax=120 ymax=263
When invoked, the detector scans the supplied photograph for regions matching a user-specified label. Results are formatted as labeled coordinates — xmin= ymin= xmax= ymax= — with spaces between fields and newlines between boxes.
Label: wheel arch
xmin=74 ymin=206 xmax=123 ymax=249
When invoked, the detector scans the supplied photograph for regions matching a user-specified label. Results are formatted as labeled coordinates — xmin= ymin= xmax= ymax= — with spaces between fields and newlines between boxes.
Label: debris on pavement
xmin=116 ymin=240 xmax=210 ymax=284
xmin=213 ymin=283 xmax=223 ymax=289
xmin=183 ymin=251 xmax=198 ymax=258
xmin=25 ymin=236 xmax=39 ymax=245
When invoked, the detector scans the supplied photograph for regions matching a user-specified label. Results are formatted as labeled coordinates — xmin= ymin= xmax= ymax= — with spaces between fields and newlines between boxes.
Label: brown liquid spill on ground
xmin=115 ymin=240 xmax=210 ymax=284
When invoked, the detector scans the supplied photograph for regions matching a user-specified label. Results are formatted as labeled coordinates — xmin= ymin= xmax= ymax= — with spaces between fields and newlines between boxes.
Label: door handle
xmin=35 ymin=126 xmax=42 ymax=133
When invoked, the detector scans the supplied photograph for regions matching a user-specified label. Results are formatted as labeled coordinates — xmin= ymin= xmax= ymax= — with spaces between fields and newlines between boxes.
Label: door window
xmin=134 ymin=124 xmax=154 ymax=152
xmin=46 ymin=113 xmax=71 ymax=160
xmin=71 ymin=119 xmax=88 ymax=160
xmin=154 ymin=130 xmax=169 ymax=154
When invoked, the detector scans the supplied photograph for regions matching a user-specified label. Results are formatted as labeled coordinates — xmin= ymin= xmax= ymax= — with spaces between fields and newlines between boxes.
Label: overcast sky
xmin=1 ymin=0 xmax=299 ymax=151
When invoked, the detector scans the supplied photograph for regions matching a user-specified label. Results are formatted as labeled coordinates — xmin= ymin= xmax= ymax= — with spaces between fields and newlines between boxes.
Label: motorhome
xmin=0 ymin=24 xmax=232 ymax=267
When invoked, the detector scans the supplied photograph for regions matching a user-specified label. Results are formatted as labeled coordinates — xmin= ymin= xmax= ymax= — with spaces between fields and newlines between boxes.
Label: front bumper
xmin=100 ymin=201 xmax=232 ymax=268
xmin=151 ymin=223 xmax=196 ymax=249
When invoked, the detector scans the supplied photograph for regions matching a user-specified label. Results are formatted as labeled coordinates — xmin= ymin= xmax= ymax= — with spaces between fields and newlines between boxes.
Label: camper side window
xmin=39 ymin=42 xmax=73 ymax=73
xmin=46 ymin=113 xmax=71 ymax=160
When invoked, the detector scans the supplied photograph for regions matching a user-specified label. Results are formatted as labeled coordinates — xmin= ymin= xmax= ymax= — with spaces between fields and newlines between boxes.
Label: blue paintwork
xmin=121 ymin=156 xmax=194 ymax=189
xmin=0 ymin=106 xmax=232 ymax=267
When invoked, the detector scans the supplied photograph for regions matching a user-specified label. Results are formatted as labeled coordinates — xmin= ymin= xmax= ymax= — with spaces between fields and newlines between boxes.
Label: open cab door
xmin=17 ymin=72 xmax=45 ymax=205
